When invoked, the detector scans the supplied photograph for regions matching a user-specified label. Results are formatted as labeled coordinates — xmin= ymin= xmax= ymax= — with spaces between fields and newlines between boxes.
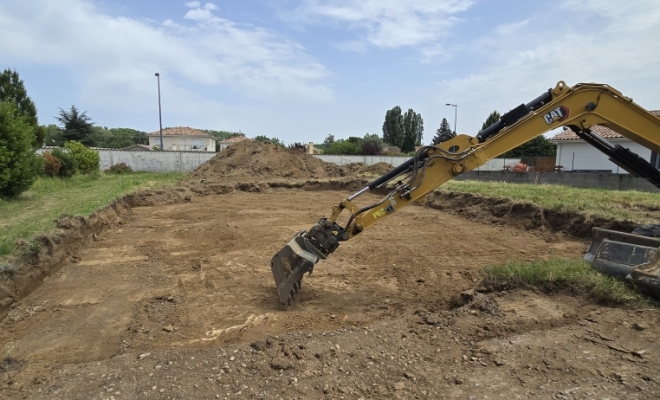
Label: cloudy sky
xmin=2 ymin=0 xmax=659 ymax=144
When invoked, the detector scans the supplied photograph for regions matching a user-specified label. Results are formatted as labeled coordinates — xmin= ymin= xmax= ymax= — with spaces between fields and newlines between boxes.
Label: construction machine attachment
xmin=585 ymin=227 xmax=660 ymax=297
xmin=271 ymin=220 xmax=347 ymax=307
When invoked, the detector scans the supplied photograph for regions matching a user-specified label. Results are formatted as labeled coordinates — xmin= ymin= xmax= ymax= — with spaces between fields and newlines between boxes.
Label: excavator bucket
xmin=585 ymin=227 xmax=660 ymax=297
xmin=270 ymin=232 xmax=321 ymax=307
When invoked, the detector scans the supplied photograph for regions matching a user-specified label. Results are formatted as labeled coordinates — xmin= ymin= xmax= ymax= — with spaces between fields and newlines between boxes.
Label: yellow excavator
xmin=271 ymin=81 xmax=660 ymax=307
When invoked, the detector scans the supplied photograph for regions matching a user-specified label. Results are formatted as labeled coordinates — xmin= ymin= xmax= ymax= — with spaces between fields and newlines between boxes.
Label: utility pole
xmin=155 ymin=72 xmax=164 ymax=151
xmin=445 ymin=103 xmax=458 ymax=134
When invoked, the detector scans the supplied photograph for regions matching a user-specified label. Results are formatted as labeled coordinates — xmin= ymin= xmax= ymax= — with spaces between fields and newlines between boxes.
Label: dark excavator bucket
xmin=270 ymin=232 xmax=323 ymax=307
xmin=585 ymin=227 xmax=660 ymax=297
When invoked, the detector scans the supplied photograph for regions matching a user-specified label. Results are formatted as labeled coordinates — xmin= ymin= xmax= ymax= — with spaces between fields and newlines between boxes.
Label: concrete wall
xmin=453 ymin=170 xmax=659 ymax=192
xmin=38 ymin=148 xmax=216 ymax=173
xmin=313 ymin=155 xmax=520 ymax=172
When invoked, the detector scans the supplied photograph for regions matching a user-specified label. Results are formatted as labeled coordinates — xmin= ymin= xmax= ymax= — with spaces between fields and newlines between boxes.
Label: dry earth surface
xmin=2 ymin=142 xmax=660 ymax=399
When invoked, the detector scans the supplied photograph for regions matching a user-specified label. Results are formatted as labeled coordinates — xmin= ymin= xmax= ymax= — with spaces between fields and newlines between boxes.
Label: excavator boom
xmin=271 ymin=81 xmax=660 ymax=307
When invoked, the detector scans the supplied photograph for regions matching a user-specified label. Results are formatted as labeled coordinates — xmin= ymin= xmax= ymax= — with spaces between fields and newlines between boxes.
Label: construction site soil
xmin=2 ymin=142 xmax=659 ymax=399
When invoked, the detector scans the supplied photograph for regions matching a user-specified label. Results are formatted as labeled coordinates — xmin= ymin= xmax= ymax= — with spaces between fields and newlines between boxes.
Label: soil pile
xmin=191 ymin=141 xmax=344 ymax=181
xmin=191 ymin=141 xmax=394 ymax=182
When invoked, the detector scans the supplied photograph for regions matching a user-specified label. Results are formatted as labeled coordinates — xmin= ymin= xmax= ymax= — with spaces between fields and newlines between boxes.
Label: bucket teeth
xmin=271 ymin=233 xmax=320 ymax=307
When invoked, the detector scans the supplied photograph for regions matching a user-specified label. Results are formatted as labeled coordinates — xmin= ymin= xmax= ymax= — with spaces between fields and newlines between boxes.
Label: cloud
xmin=0 ymin=0 xmax=332 ymax=115
xmin=288 ymin=0 xmax=474 ymax=52
xmin=495 ymin=19 xmax=531 ymax=36
xmin=429 ymin=0 xmax=660 ymax=134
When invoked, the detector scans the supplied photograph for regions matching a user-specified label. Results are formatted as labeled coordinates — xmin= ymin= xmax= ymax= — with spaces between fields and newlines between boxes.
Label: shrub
xmin=107 ymin=162 xmax=133 ymax=174
xmin=50 ymin=148 xmax=78 ymax=178
xmin=64 ymin=140 xmax=100 ymax=174
xmin=0 ymin=101 xmax=44 ymax=198
xmin=43 ymin=151 xmax=62 ymax=177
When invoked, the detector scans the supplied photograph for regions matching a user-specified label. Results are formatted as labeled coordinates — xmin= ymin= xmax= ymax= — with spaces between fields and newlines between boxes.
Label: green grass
xmin=482 ymin=259 xmax=654 ymax=307
xmin=0 ymin=172 xmax=186 ymax=261
xmin=440 ymin=180 xmax=659 ymax=223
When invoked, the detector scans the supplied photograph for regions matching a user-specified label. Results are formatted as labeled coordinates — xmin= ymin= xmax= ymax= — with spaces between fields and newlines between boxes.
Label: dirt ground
xmin=2 ymin=187 xmax=659 ymax=399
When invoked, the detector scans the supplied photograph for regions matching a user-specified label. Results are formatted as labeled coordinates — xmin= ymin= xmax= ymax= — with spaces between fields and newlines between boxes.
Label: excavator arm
xmin=271 ymin=81 xmax=660 ymax=307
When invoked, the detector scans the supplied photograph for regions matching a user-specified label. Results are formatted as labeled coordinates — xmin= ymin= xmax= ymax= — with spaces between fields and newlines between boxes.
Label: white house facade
xmin=148 ymin=127 xmax=216 ymax=152
xmin=551 ymin=112 xmax=660 ymax=173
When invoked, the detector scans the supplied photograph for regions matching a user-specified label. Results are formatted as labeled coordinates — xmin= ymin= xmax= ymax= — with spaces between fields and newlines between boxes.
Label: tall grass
xmin=440 ymin=180 xmax=660 ymax=223
xmin=482 ymin=259 xmax=653 ymax=307
xmin=0 ymin=172 xmax=186 ymax=260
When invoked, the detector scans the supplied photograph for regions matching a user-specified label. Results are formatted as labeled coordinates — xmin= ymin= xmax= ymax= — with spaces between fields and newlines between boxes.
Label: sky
xmin=2 ymin=0 xmax=660 ymax=144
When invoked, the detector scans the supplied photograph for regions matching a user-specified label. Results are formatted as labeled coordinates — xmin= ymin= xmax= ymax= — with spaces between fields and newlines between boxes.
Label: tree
xmin=402 ymin=109 xmax=423 ymax=153
xmin=500 ymin=136 xmax=557 ymax=158
xmin=0 ymin=69 xmax=46 ymax=147
xmin=432 ymin=118 xmax=454 ymax=145
xmin=64 ymin=141 xmax=100 ymax=174
xmin=382 ymin=106 xmax=404 ymax=149
xmin=56 ymin=105 xmax=96 ymax=147
xmin=93 ymin=127 xmax=148 ymax=148
xmin=481 ymin=111 xmax=501 ymax=131
xmin=323 ymin=134 xmax=335 ymax=145
xmin=253 ymin=135 xmax=283 ymax=147
xmin=0 ymin=101 xmax=43 ymax=198
xmin=323 ymin=139 xmax=361 ymax=155
xmin=361 ymin=133 xmax=384 ymax=155
xmin=43 ymin=124 xmax=63 ymax=146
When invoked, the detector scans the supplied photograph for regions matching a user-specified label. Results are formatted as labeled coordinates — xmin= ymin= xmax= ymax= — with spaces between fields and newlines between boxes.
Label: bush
xmin=107 ymin=162 xmax=133 ymax=174
xmin=43 ymin=151 xmax=62 ymax=177
xmin=50 ymin=148 xmax=78 ymax=178
xmin=0 ymin=101 xmax=44 ymax=198
xmin=64 ymin=140 xmax=100 ymax=174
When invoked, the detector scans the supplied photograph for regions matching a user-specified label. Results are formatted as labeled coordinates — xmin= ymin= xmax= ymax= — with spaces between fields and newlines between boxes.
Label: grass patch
xmin=0 ymin=172 xmax=186 ymax=261
xmin=441 ymin=180 xmax=660 ymax=224
xmin=482 ymin=259 xmax=654 ymax=307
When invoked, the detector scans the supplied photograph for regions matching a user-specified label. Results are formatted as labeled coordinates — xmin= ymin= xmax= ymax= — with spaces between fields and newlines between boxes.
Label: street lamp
xmin=445 ymin=103 xmax=457 ymax=134
xmin=155 ymin=72 xmax=164 ymax=151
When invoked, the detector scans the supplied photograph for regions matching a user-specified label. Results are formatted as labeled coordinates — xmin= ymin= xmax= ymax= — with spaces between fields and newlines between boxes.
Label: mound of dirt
xmin=191 ymin=141 xmax=394 ymax=182
xmin=338 ymin=162 xmax=394 ymax=176
xmin=191 ymin=141 xmax=345 ymax=181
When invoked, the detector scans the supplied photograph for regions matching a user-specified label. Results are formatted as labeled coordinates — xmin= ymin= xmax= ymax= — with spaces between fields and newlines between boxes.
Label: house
xmin=305 ymin=142 xmax=322 ymax=155
xmin=120 ymin=144 xmax=151 ymax=151
xmin=550 ymin=111 xmax=660 ymax=173
xmin=148 ymin=127 xmax=216 ymax=151
xmin=217 ymin=135 xmax=250 ymax=151
xmin=382 ymin=145 xmax=401 ymax=154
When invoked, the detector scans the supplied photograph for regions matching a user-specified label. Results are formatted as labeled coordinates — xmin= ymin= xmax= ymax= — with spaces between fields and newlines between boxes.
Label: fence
xmin=37 ymin=147 xmax=216 ymax=173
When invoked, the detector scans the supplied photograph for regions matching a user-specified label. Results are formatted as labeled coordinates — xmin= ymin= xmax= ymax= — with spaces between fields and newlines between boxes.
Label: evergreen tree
xmin=432 ymin=118 xmax=454 ymax=144
xmin=56 ymin=106 xmax=96 ymax=147
xmin=0 ymin=69 xmax=46 ymax=147
xmin=481 ymin=111 xmax=501 ymax=131
xmin=501 ymin=136 xmax=557 ymax=158
xmin=0 ymin=101 xmax=43 ymax=197
xmin=382 ymin=106 xmax=404 ymax=148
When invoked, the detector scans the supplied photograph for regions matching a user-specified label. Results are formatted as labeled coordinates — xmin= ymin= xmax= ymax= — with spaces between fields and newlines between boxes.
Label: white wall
xmin=38 ymin=148 xmax=216 ymax=173
xmin=148 ymin=136 xmax=215 ymax=152
xmin=556 ymin=139 xmax=653 ymax=173
xmin=313 ymin=155 xmax=518 ymax=172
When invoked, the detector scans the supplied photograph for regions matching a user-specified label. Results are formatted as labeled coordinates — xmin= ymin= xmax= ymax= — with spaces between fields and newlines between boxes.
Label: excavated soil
xmin=2 ymin=142 xmax=659 ymax=399
xmin=190 ymin=141 xmax=390 ymax=182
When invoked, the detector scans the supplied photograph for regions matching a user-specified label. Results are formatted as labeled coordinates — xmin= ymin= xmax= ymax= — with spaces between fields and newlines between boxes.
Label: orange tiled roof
xmin=551 ymin=110 xmax=660 ymax=141
xmin=147 ymin=126 xmax=214 ymax=138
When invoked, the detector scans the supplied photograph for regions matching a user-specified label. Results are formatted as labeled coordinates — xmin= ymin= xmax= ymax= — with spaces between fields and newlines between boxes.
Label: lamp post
xmin=445 ymin=103 xmax=457 ymax=134
xmin=155 ymin=72 xmax=164 ymax=151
